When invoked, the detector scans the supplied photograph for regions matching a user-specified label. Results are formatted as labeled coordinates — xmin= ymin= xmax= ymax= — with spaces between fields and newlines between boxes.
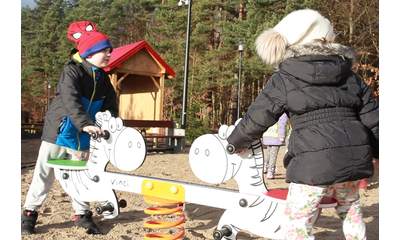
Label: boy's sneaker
xmin=21 ymin=210 xmax=38 ymax=235
xmin=74 ymin=211 xmax=102 ymax=234
xmin=266 ymin=172 xmax=275 ymax=179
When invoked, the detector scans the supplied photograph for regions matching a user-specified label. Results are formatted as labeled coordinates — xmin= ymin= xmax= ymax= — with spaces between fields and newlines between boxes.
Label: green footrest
xmin=46 ymin=159 xmax=88 ymax=170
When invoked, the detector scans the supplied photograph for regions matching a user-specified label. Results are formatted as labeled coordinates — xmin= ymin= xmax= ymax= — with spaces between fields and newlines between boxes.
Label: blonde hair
xmin=255 ymin=29 xmax=288 ymax=68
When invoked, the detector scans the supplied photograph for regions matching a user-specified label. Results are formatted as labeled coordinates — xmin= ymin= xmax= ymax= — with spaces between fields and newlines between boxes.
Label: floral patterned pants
xmin=283 ymin=181 xmax=366 ymax=240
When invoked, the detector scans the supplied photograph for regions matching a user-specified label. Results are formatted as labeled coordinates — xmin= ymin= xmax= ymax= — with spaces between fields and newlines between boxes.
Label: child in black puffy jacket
xmin=227 ymin=9 xmax=378 ymax=240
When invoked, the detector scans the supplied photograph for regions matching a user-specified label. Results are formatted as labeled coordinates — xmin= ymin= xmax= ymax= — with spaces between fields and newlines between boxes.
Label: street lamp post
xmin=178 ymin=0 xmax=192 ymax=130
xmin=47 ymin=83 xmax=51 ymax=110
xmin=237 ymin=42 xmax=245 ymax=120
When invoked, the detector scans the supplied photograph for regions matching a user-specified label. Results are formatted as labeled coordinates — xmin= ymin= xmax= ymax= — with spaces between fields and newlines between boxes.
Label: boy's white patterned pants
xmin=23 ymin=141 xmax=91 ymax=215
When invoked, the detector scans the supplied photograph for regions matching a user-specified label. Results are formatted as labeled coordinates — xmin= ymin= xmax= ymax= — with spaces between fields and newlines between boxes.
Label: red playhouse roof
xmin=104 ymin=40 xmax=176 ymax=78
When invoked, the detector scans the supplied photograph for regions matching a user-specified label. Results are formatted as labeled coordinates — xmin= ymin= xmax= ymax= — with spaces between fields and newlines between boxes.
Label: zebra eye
xmin=108 ymin=118 xmax=117 ymax=133
xmin=116 ymin=118 xmax=123 ymax=130
xmin=218 ymin=125 xmax=228 ymax=140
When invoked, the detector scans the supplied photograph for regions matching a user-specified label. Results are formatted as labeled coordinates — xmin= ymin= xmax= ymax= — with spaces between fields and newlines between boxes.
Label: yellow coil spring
xmin=143 ymin=196 xmax=185 ymax=240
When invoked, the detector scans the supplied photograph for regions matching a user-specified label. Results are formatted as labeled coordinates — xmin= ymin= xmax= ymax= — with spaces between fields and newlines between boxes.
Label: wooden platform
xmin=21 ymin=123 xmax=44 ymax=134
xmin=124 ymin=120 xmax=185 ymax=153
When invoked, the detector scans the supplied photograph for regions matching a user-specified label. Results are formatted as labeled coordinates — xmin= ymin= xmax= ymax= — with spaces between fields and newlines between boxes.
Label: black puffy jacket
xmin=227 ymin=43 xmax=379 ymax=185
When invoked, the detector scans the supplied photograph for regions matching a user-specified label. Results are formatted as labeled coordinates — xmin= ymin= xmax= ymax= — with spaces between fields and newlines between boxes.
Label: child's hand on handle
xmin=82 ymin=125 xmax=105 ymax=135
xmin=226 ymin=143 xmax=245 ymax=155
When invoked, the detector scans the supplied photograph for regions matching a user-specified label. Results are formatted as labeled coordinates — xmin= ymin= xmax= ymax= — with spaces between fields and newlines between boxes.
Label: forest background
xmin=21 ymin=0 xmax=379 ymax=142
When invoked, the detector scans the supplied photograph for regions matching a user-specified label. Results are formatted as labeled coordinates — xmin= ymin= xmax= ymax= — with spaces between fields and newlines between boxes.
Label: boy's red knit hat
xmin=68 ymin=21 xmax=113 ymax=58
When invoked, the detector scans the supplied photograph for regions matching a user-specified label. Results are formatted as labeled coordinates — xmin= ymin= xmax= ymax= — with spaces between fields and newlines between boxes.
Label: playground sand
xmin=21 ymin=137 xmax=379 ymax=239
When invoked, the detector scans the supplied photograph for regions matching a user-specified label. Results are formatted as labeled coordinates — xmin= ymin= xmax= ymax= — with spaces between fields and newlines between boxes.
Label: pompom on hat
xmin=255 ymin=9 xmax=335 ymax=67
xmin=68 ymin=21 xmax=113 ymax=58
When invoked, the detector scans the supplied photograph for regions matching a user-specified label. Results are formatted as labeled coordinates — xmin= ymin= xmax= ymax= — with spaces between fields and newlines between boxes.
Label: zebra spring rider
xmin=189 ymin=119 xmax=337 ymax=240
xmin=47 ymin=111 xmax=147 ymax=219
xmin=190 ymin=121 xmax=284 ymax=239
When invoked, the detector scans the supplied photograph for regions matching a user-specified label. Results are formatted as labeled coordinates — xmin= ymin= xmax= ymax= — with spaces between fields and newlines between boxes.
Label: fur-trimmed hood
xmin=277 ymin=43 xmax=357 ymax=86
xmin=281 ymin=42 xmax=357 ymax=68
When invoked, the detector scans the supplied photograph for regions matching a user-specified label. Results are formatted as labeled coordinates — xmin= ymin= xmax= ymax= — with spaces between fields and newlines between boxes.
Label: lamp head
xmin=178 ymin=0 xmax=188 ymax=6
xmin=237 ymin=41 xmax=246 ymax=52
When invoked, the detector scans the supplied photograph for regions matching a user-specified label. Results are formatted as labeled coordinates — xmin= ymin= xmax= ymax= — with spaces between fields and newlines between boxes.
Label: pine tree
xmin=20 ymin=0 xmax=379 ymax=139
xmin=21 ymin=0 xmax=68 ymax=122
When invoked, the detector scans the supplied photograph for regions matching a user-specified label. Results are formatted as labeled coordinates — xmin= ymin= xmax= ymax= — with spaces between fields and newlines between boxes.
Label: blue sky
xmin=21 ymin=0 xmax=36 ymax=8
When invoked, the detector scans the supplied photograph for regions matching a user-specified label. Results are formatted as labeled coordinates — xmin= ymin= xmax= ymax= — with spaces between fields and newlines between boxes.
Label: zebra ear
xmin=234 ymin=118 xmax=242 ymax=126
xmin=94 ymin=111 xmax=114 ymax=128
xmin=95 ymin=111 xmax=105 ymax=128
xmin=104 ymin=110 xmax=113 ymax=120
xmin=218 ymin=123 xmax=237 ymax=139
xmin=227 ymin=125 xmax=235 ymax=137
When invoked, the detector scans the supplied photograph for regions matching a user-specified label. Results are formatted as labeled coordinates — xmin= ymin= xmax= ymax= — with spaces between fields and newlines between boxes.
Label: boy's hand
xmin=82 ymin=125 xmax=105 ymax=135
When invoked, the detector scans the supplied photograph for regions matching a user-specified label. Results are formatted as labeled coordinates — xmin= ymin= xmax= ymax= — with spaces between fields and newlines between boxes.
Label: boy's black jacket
xmin=41 ymin=50 xmax=118 ymax=151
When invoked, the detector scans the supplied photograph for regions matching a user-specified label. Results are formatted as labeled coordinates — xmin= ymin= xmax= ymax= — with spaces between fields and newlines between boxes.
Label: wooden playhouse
xmin=104 ymin=40 xmax=185 ymax=153
xmin=104 ymin=40 xmax=176 ymax=120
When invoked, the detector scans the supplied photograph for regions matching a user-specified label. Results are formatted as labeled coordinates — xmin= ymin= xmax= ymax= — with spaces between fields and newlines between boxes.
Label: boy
xmin=21 ymin=21 xmax=118 ymax=235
